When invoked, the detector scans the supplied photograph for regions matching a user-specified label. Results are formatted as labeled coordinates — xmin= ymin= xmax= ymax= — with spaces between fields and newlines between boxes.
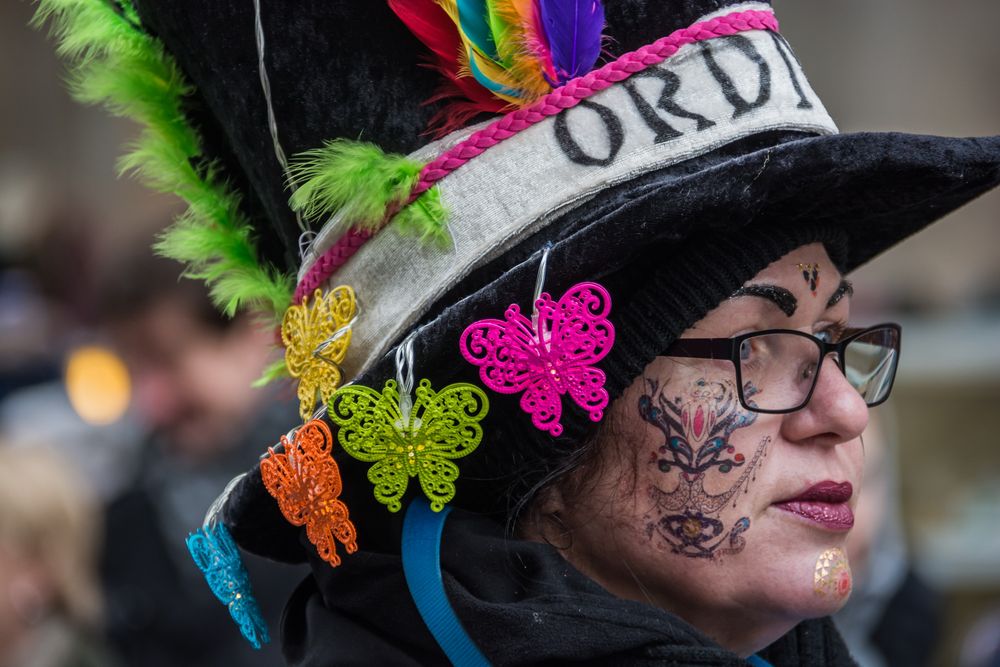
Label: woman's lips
xmin=773 ymin=501 xmax=855 ymax=530
xmin=773 ymin=481 xmax=855 ymax=531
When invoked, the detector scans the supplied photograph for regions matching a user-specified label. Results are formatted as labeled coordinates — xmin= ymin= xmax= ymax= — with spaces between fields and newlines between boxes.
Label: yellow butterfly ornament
xmin=282 ymin=286 xmax=358 ymax=421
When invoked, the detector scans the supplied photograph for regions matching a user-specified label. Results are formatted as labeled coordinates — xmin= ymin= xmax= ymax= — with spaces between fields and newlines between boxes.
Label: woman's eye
xmin=814 ymin=325 xmax=846 ymax=344
xmin=739 ymin=338 xmax=771 ymax=367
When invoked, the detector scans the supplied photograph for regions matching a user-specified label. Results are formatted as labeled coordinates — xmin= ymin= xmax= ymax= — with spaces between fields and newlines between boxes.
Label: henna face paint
xmin=640 ymin=377 xmax=770 ymax=560
xmin=813 ymin=548 xmax=852 ymax=599
xmin=796 ymin=263 xmax=820 ymax=296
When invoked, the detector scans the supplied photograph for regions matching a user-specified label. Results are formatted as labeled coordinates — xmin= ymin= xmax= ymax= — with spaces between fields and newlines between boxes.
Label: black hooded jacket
xmin=279 ymin=509 xmax=857 ymax=666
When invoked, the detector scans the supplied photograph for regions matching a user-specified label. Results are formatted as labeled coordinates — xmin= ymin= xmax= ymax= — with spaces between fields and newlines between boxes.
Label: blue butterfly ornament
xmin=186 ymin=523 xmax=270 ymax=649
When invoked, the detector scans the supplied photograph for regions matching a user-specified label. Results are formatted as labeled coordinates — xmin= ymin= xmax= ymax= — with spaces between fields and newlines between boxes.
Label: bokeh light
xmin=64 ymin=345 xmax=131 ymax=425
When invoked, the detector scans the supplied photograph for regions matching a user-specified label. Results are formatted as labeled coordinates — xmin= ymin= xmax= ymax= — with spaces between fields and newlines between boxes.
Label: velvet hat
xmin=37 ymin=0 xmax=1000 ymax=649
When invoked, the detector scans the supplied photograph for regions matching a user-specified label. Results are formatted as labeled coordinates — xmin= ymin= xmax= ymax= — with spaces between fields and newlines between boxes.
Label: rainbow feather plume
xmin=536 ymin=0 xmax=605 ymax=85
xmin=390 ymin=0 xmax=605 ymax=136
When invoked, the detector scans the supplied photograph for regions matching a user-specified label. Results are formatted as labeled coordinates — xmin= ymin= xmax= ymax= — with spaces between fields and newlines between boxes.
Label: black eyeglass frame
xmin=662 ymin=323 xmax=902 ymax=414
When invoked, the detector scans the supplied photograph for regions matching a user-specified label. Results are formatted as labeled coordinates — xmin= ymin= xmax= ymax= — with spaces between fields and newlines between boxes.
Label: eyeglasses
xmin=662 ymin=323 xmax=901 ymax=414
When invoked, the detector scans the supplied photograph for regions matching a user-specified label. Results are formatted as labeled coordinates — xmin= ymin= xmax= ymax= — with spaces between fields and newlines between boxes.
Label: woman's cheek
xmin=636 ymin=373 xmax=773 ymax=561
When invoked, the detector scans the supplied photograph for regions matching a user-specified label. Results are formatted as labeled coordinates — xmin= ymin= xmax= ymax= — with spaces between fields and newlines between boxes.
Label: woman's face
xmin=541 ymin=243 xmax=867 ymax=655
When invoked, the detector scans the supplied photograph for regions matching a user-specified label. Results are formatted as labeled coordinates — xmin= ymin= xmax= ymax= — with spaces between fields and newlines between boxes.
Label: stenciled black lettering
xmin=554 ymin=99 xmax=624 ymax=167
xmin=701 ymin=34 xmax=771 ymax=119
xmin=622 ymin=66 xmax=716 ymax=143
xmin=767 ymin=32 xmax=813 ymax=109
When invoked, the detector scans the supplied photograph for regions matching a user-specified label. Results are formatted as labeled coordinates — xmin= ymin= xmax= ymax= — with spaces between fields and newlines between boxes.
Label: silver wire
xmin=395 ymin=332 xmax=417 ymax=428
xmin=312 ymin=288 xmax=362 ymax=371
xmin=298 ymin=230 xmax=318 ymax=263
xmin=531 ymin=242 xmax=553 ymax=330
xmin=203 ymin=472 xmax=248 ymax=529
xmin=253 ymin=0 xmax=307 ymax=232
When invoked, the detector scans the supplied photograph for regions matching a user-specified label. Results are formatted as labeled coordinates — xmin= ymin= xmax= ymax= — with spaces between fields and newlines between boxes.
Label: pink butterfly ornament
xmin=460 ymin=282 xmax=614 ymax=436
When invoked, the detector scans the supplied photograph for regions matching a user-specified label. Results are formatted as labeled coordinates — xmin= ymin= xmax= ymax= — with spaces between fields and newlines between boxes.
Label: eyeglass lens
xmin=843 ymin=327 xmax=899 ymax=406
xmin=737 ymin=327 xmax=899 ymax=412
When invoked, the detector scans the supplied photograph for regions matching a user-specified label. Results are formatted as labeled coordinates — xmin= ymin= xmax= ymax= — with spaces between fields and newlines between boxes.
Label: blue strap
xmin=402 ymin=498 xmax=770 ymax=667
xmin=402 ymin=499 xmax=491 ymax=667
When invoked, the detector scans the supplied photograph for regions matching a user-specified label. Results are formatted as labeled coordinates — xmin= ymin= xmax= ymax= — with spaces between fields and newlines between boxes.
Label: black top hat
xmin=37 ymin=0 xmax=1000 ymax=659
xmin=113 ymin=0 xmax=1000 ymax=397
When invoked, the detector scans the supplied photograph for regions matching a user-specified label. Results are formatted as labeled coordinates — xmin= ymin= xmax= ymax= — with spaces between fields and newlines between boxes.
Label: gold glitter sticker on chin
xmin=814 ymin=548 xmax=852 ymax=598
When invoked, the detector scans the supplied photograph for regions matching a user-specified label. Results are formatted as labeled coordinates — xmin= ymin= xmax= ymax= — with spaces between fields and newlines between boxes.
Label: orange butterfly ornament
xmin=260 ymin=419 xmax=358 ymax=566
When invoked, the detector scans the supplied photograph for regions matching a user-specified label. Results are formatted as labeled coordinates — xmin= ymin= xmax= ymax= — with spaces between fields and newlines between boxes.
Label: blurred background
xmin=779 ymin=3 xmax=1000 ymax=665
xmin=0 ymin=0 xmax=997 ymax=666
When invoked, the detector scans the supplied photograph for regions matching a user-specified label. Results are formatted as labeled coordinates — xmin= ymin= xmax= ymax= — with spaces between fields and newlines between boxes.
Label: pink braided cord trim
xmin=295 ymin=9 xmax=778 ymax=304
xmin=414 ymin=10 xmax=778 ymax=193
xmin=294 ymin=228 xmax=372 ymax=303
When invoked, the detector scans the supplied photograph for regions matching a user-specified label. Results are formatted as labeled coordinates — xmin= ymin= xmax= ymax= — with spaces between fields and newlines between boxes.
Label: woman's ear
xmin=534 ymin=484 xmax=568 ymax=517
xmin=519 ymin=485 xmax=570 ymax=547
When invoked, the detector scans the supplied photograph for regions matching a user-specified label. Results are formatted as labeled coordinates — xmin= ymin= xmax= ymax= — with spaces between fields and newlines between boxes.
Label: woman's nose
xmin=780 ymin=354 xmax=869 ymax=447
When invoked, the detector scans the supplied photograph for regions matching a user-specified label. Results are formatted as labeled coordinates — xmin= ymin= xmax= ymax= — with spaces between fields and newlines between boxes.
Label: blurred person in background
xmin=95 ymin=250 xmax=304 ymax=667
xmin=834 ymin=408 xmax=943 ymax=666
xmin=0 ymin=210 xmax=144 ymax=503
xmin=0 ymin=211 xmax=96 ymax=403
xmin=0 ymin=444 xmax=112 ymax=667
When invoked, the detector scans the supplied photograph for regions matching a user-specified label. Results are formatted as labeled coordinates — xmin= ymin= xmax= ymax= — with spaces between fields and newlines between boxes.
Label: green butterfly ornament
xmin=329 ymin=379 xmax=489 ymax=512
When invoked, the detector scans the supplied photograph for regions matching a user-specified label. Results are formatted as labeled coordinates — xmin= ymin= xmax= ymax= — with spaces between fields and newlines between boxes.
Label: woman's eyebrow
xmin=826 ymin=280 xmax=854 ymax=308
xmin=730 ymin=284 xmax=797 ymax=317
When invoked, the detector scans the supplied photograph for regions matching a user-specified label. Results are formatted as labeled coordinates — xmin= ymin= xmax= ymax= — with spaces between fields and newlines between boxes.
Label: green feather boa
xmin=33 ymin=0 xmax=293 ymax=320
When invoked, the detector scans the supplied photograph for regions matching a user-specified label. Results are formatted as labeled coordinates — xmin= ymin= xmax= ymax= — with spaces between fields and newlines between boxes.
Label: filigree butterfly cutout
xmin=282 ymin=286 xmax=357 ymax=421
xmin=260 ymin=419 xmax=359 ymax=566
xmin=329 ymin=379 xmax=489 ymax=512
xmin=459 ymin=281 xmax=614 ymax=436
xmin=186 ymin=523 xmax=269 ymax=649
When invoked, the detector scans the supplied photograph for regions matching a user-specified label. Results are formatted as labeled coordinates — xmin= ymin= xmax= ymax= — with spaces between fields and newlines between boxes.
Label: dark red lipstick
xmin=773 ymin=481 xmax=854 ymax=531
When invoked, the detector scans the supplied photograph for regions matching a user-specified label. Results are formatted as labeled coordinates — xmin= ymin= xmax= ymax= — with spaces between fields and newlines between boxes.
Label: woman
xmin=275 ymin=239 xmax=877 ymax=665
xmin=524 ymin=242 xmax=870 ymax=656
xmin=36 ymin=0 xmax=1000 ymax=664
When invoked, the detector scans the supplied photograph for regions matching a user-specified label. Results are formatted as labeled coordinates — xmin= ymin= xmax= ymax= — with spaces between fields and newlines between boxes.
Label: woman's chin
xmin=774 ymin=544 xmax=854 ymax=620
xmin=745 ymin=515 xmax=855 ymax=620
